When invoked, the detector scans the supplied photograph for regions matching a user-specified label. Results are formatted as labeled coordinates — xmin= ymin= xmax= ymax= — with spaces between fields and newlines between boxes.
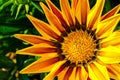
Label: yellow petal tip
xmin=13 ymin=34 xmax=25 ymax=41
xmin=16 ymin=50 xmax=21 ymax=54
xmin=26 ymin=14 xmax=35 ymax=21
xmin=13 ymin=34 xmax=18 ymax=37
xmin=13 ymin=34 xmax=21 ymax=38
xmin=19 ymin=69 xmax=27 ymax=74
xmin=39 ymin=2 xmax=44 ymax=7
xmin=26 ymin=14 xmax=31 ymax=17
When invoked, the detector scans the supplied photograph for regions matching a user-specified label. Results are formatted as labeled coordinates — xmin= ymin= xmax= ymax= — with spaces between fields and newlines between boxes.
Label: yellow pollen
xmin=62 ymin=30 xmax=96 ymax=65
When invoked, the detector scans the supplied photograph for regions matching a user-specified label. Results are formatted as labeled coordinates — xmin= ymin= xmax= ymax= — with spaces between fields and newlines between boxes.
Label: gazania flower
xmin=14 ymin=0 xmax=120 ymax=80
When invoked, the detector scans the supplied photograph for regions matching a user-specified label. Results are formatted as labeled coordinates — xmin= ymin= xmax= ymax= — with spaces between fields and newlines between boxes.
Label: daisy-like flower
xmin=14 ymin=0 xmax=120 ymax=80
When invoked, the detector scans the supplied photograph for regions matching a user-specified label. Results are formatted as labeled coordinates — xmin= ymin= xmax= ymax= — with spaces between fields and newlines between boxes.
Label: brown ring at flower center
xmin=61 ymin=29 xmax=99 ymax=66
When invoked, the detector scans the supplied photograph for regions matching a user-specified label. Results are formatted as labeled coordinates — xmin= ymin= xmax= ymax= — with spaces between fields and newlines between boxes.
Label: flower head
xmin=14 ymin=0 xmax=120 ymax=80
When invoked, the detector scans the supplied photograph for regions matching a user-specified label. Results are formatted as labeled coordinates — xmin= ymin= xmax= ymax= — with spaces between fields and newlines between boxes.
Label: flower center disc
xmin=62 ymin=30 xmax=97 ymax=66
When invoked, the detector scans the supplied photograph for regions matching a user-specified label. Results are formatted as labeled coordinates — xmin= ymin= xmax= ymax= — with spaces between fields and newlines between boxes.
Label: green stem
xmin=31 ymin=1 xmax=44 ymax=14
xmin=0 ymin=1 xmax=12 ymax=12
xmin=8 ymin=66 xmax=18 ymax=80
xmin=10 ymin=3 xmax=17 ymax=15
xmin=25 ymin=4 xmax=29 ymax=13
xmin=15 ymin=4 xmax=23 ymax=19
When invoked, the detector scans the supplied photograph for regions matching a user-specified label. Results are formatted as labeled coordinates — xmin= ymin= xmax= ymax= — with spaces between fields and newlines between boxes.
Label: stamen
xmin=61 ymin=29 xmax=99 ymax=66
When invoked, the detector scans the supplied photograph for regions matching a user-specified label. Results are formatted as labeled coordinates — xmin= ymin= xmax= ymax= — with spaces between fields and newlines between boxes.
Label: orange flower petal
xmin=71 ymin=0 xmax=78 ymax=13
xmin=96 ymin=14 xmax=120 ymax=39
xmin=88 ymin=62 xmax=109 ymax=80
xmin=58 ymin=67 xmax=69 ymax=80
xmin=16 ymin=43 xmax=59 ymax=56
xmin=110 ymin=64 xmax=120 ymax=74
xmin=43 ymin=60 xmax=66 ymax=80
xmin=14 ymin=34 xmax=57 ymax=46
xmin=81 ymin=0 xmax=90 ymax=25
xmin=107 ymin=64 xmax=120 ymax=79
xmin=101 ymin=30 xmax=120 ymax=47
xmin=76 ymin=67 xmax=81 ymax=80
xmin=20 ymin=57 xmax=60 ymax=74
xmin=101 ymin=4 xmax=120 ymax=20
xmin=63 ymin=67 xmax=73 ymax=80
xmin=60 ymin=0 xmax=74 ymax=26
xmin=76 ymin=0 xmax=90 ymax=25
xmin=46 ymin=0 xmax=70 ymax=32
xmin=81 ymin=66 xmax=88 ymax=80
xmin=99 ymin=46 xmax=120 ymax=58
xmin=75 ymin=0 xmax=82 ymax=25
xmin=98 ymin=56 xmax=120 ymax=64
xmin=76 ymin=66 xmax=88 ymax=80
xmin=108 ymin=71 xmax=117 ymax=80
xmin=69 ymin=67 xmax=77 ymax=80
xmin=26 ymin=14 xmax=63 ymax=41
xmin=40 ymin=2 xmax=66 ymax=35
xmin=71 ymin=0 xmax=78 ymax=27
xmin=87 ymin=0 xmax=105 ymax=29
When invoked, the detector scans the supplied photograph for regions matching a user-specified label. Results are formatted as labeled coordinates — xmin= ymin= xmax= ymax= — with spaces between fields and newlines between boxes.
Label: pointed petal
xmin=20 ymin=57 xmax=60 ymax=74
xmin=76 ymin=67 xmax=81 ymax=80
xmin=14 ymin=34 xmax=57 ymax=46
xmin=101 ymin=30 xmax=120 ymax=47
xmin=88 ymin=64 xmax=98 ymax=80
xmin=98 ymin=46 xmax=120 ymax=64
xmin=88 ymin=62 xmax=109 ymax=80
xmin=81 ymin=0 xmax=90 ymax=25
xmin=16 ymin=43 xmax=59 ymax=56
xmin=26 ymin=14 xmax=53 ymax=40
xmin=101 ymin=4 xmax=120 ymax=20
xmin=58 ymin=67 xmax=69 ymax=80
xmin=111 ymin=64 xmax=120 ymax=71
xmin=26 ymin=14 xmax=63 ymax=42
xmin=76 ymin=66 xmax=88 ymax=80
xmin=71 ymin=0 xmax=78 ymax=26
xmin=40 ymin=3 xmax=66 ymax=34
xmin=71 ymin=0 xmax=78 ymax=13
xmin=87 ymin=0 xmax=105 ymax=29
xmin=107 ymin=64 xmax=120 ymax=79
xmin=69 ymin=67 xmax=76 ymax=80
xmin=99 ymin=46 xmax=120 ymax=58
xmin=76 ymin=0 xmax=90 ymax=25
xmin=75 ymin=0 xmax=82 ymax=25
xmin=46 ymin=0 xmax=70 ymax=32
xmin=63 ymin=67 xmax=73 ymax=80
xmin=81 ymin=66 xmax=88 ymax=80
xmin=96 ymin=14 xmax=120 ymax=39
xmin=60 ymin=0 xmax=74 ymax=26
xmin=98 ymin=56 xmax=120 ymax=64
xmin=108 ymin=71 xmax=118 ymax=80
xmin=43 ymin=60 xmax=66 ymax=80
xmin=94 ymin=62 xmax=109 ymax=79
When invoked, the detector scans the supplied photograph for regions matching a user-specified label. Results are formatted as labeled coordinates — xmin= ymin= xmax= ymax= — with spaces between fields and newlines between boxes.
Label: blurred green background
xmin=0 ymin=0 xmax=120 ymax=80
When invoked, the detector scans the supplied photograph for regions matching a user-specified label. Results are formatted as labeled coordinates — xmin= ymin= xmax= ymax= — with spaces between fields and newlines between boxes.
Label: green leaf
xmin=0 ymin=70 xmax=9 ymax=79
xmin=19 ymin=74 xmax=29 ymax=80
xmin=24 ymin=58 xmax=35 ymax=67
xmin=25 ymin=4 xmax=29 ymax=13
xmin=0 ymin=0 xmax=4 ymax=5
xmin=10 ymin=3 xmax=17 ymax=16
xmin=31 ymin=1 xmax=44 ymax=14
xmin=0 ymin=0 xmax=12 ymax=12
xmin=0 ymin=26 xmax=20 ymax=34
xmin=15 ymin=4 xmax=23 ymax=19
xmin=0 ymin=55 xmax=15 ymax=68
xmin=104 ymin=0 xmax=111 ymax=12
